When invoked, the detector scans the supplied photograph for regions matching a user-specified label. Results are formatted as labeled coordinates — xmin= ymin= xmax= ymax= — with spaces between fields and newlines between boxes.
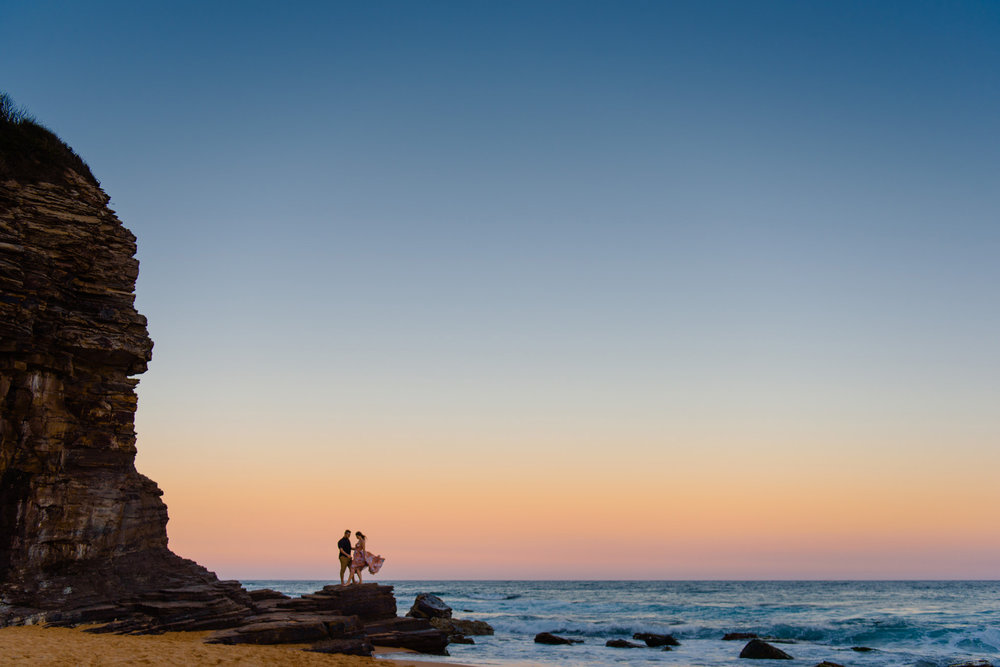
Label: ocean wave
xmin=489 ymin=616 xmax=1000 ymax=654
xmin=491 ymin=617 xmax=683 ymax=638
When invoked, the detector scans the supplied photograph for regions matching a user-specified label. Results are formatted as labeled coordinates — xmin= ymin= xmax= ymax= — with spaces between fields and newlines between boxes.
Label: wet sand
xmin=0 ymin=625 xmax=474 ymax=667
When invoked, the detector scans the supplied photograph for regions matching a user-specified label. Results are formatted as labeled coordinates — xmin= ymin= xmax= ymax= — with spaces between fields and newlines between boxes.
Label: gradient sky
xmin=2 ymin=1 xmax=999 ymax=579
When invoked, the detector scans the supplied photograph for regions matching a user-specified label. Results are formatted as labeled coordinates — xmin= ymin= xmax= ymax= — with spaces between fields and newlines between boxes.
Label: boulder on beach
xmin=535 ymin=632 xmax=583 ymax=645
xmin=739 ymin=639 xmax=793 ymax=660
xmin=407 ymin=593 xmax=453 ymax=619
xmin=633 ymin=632 xmax=680 ymax=647
xmin=724 ymin=632 xmax=759 ymax=641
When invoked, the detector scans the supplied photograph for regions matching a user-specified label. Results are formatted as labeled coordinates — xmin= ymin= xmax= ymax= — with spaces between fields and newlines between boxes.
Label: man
xmin=337 ymin=529 xmax=353 ymax=585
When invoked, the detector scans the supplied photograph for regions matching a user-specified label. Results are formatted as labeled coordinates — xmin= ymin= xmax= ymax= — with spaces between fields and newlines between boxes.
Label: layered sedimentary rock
xmin=0 ymin=124 xmax=251 ymax=627
xmin=212 ymin=584 xmax=450 ymax=656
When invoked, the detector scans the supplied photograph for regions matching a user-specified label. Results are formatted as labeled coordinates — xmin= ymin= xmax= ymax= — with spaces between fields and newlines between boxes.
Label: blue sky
xmin=3 ymin=1 xmax=999 ymax=577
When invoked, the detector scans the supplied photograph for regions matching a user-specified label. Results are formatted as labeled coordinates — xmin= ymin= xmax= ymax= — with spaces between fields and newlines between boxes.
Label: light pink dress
xmin=351 ymin=540 xmax=385 ymax=574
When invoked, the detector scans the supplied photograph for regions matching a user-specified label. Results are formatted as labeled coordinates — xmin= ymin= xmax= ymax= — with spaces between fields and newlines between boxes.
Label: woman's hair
xmin=356 ymin=531 xmax=366 ymax=539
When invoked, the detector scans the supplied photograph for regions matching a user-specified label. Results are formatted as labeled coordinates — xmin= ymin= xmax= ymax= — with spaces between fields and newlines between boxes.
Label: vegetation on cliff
xmin=0 ymin=92 xmax=98 ymax=187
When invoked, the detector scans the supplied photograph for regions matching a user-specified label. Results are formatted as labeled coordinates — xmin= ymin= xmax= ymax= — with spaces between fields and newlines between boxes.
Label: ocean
xmin=241 ymin=580 xmax=1000 ymax=666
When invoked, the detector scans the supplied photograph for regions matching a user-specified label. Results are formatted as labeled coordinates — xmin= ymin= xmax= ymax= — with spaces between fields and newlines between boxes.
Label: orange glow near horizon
xmin=135 ymin=417 xmax=1000 ymax=580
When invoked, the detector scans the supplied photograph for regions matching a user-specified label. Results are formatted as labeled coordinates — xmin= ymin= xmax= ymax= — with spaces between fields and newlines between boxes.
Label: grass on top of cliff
xmin=0 ymin=92 xmax=99 ymax=188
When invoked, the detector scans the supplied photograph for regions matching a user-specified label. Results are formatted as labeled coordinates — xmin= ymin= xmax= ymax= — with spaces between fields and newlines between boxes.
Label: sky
xmin=2 ymin=1 xmax=999 ymax=580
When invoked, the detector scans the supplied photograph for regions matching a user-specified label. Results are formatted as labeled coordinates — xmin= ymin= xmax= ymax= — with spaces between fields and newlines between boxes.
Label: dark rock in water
xmin=407 ymin=593 xmax=453 ymax=619
xmin=947 ymin=662 xmax=994 ymax=667
xmin=815 ymin=662 xmax=846 ymax=667
xmin=308 ymin=637 xmax=374 ymax=656
xmin=739 ymin=639 xmax=793 ymax=659
xmin=633 ymin=632 xmax=680 ymax=647
xmin=607 ymin=639 xmax=644 ymax=648
xmin=248 ymin=589 xmax=290 ymax=602
xmin=535 ymin=632 xmax=583 ymax=645
xmin=430 ymin=616 xmax=494 ymax=636
xmin=851 ymin=646 xmax=875 ymax=652
xmin=0 ymin=112 xmax=253 ymax=631
xmin=725 ymin=632 xmax=760 ymax=640
xmin=450 ymin=635 xmax=475 ymax=644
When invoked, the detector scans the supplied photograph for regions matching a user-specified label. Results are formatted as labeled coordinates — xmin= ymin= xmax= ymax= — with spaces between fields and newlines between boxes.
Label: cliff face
xmin=0 ymin=141 xmax=249 ymax=627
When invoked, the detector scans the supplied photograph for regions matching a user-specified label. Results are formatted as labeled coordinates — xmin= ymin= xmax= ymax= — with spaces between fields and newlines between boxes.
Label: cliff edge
xmin=0 ymin=95 xmax=252 ymax=628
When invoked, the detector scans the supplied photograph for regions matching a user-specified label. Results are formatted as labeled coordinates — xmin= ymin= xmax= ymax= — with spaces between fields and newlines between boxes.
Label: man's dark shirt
xmin=338 ymin=537 xmax=352 ymax=559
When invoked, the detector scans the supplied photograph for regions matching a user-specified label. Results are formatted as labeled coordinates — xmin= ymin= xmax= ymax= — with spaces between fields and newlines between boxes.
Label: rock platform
xmin=209 ymin=584 xmax=449 ymax=656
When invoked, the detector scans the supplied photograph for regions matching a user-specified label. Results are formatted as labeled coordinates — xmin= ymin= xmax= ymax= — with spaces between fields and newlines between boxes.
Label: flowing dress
xmin=351 ymin=542 xmax=386 ymax=574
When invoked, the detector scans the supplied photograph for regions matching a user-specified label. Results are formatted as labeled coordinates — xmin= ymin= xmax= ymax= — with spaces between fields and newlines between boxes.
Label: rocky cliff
xmin=0 ymin=107 xmax=251 ymax=627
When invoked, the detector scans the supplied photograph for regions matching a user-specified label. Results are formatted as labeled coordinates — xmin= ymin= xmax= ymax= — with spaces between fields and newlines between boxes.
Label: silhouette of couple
xmin=338 ymin=529 xmax=385 ymax=585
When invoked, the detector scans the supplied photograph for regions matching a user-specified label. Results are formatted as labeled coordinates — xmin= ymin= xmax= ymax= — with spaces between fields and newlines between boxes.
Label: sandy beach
xmin=0 ymin=626 xmax=473 ymax=667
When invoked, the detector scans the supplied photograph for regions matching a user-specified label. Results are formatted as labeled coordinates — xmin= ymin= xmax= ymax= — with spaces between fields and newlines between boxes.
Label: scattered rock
xmin=607 ymin=639 xmax=644 ymax=648
xmin=406 ymin=593 xmax=453 ymax=619
xmin=815 ymin=662 xmax=846 ymax=667
xmin=948 ymin=661 xmax=994 ymax=667
xmin=851 ymin=646 xmax=875 ymax=652
xmin=402 ymin=594 xmax=490 ymax=645
xmin=739 ymin=639 xmax=793 ymax=660
xmin=724 ymin=632 xmax=760 ymax=640
xmin=535 ymin=632 xmax=583 ymax=645
xmin=633 ymin=632 xmax=680 ymax=647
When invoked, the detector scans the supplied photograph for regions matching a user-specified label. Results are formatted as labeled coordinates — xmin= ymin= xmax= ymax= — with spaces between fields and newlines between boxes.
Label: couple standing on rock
xmin=338 ymin=529 xmax=386 ymax=585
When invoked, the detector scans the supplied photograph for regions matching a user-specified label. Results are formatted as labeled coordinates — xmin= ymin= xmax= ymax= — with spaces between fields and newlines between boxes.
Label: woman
xmin=347 ymin=531 xmax=386 ymax=584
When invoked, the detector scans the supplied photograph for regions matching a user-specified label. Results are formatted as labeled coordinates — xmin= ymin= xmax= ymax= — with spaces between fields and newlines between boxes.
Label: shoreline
xmin=0 ymin=626 xmax=478 ymax=667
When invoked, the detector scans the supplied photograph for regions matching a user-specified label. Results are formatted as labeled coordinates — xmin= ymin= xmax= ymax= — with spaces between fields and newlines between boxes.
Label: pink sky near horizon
xmin=135 ymin=411 xmax=1000 ymax=580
